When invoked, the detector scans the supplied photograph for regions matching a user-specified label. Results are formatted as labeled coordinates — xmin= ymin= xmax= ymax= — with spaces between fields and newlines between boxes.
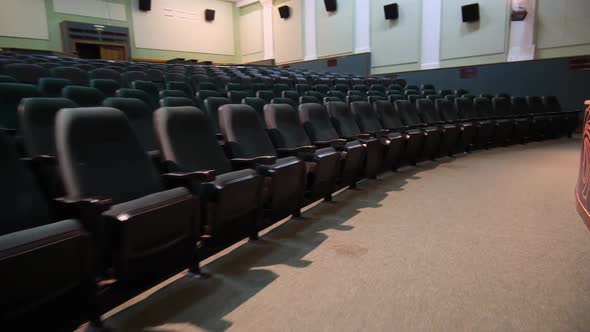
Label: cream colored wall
xmin=535 ymin=0 xmax=590 ymax=59
xmin=273 ymin=0 xmax=303 ymax=64
xmin=315 ymin=0 xmax=354 ymax=58
xmin=440 ymin=0 xmax=510 ymax=67
xmin=370 ymin=0 xmax=422 ymax=75
xmin=239 ymin=2 xmax=264 ymax=63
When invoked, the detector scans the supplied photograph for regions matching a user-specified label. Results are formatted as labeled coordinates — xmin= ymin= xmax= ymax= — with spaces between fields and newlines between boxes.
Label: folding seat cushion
xmin=50 ymin=67 xmax=89 ymax=86
xmin=455 ymin=97 xmax=494 ymax=149
xmin=544 ymin=96 xmax=578 ymax=136
xmin=196 ymin=89 xmax=222 ymax=110
xmin=37 ymin=77 xmax=71 ymax=97
xmin=326 ymin=101 xmax=383 ymax=177
xmin=204 ymin=97 xmax=230 ymax=134
xmin=257 ymin=90 xmax=275 ymax=103
xmin=89 ymin=79 xmax=120 ymax=98
xmin=3 ymin=63 xmax=48 ymax=84
xmin=242 ymin=97 xmax=267 ymax=128
xmin=527 ymin=96 xmax=559 ymax=139
xmin=299 ymin=95 xmax=320 ymax=105
xmin=0 ymin=75 xmax=17 ymax=83
xmin=435 ymin=98 xmax=475 ymax=153
xmin=0 ymin=83 xmax=39 ymax=130
xmin=154 ymin=106 xmax=263 ymax=244
xmin=121 ymin=71 xmax=148 ymax=88
xmin=228 ymin=90 xmax=249 ymax=104
xmin=421 ymin=84 xmax=435 ymax=91
xmin=160 ymin=96 xmax=194 ymax=107
xmin=299 ymin=103 xmax=365 ymax=187
xmin=166 ymin=81 xmax=194 ymax=100
xmin=264 ymin=104 xmax=340 ymax=201
xmin=296 ymin=83 xmax=312 ymax=95
xmin=394 ymin=100 xmax=441 ymax=160
xmin=219 ymin=104 xmax=306 ymax=222
xmin=159 ymin=89 xmax=188 ymax=99
xmin=416 ymin=99 xmax=461 ymax=157
xmin=62 ymin=86 xmax=105 ymax=107
xmin=492 ymin=96 xmax=529 ymax=144
xmin=0 ymin=131 xmax=96 ymax=331
xmin=131 ymin=80 xmax=160 ymax=109
xmin=333 ymin=84 xmax=349 ymax=94
xmin=102 ymin=98 xmax=159 ymax=153
xmin=55 ymin=107 xmax=198 ymax=282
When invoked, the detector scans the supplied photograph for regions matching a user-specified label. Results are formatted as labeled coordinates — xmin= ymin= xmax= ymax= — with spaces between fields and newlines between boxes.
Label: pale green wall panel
xmin=273 ymin=0 xmax=303 ymax=64
xmin=239 ymin=2 xmax=264 ymax=63
xmin=536 ymin=0 xmax=590 ymax=58
xmin=440 ymin=0 xmax=509 ymax=61
xmin=315 ymin=0 xmax=354 ymax=57
xmin=370 ymin=0 xmax=422 ymax=70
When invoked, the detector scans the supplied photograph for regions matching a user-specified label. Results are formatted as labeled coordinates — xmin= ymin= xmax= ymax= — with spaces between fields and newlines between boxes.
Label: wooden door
xmin=100 ymin=45 xmax=127 ymax=61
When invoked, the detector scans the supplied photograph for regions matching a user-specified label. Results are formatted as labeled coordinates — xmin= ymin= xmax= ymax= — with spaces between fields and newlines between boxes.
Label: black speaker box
xmin=461 ymin=3 xmax=479 ymax=23
xmin=324 ymin=0 xmax=337 ymax=12
xmin=278 ymin=5 xmax=291 ymax=19
xmin=139 ymin=0 xmax=151 ymax=11
xmin=384 ymin=3 xmax=398 ymax=20
xmin=205 ymin=9 xmax=215 ymax=22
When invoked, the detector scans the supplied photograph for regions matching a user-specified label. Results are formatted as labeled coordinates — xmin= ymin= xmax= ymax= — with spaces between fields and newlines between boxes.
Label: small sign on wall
xmin=459 ymin=67 xmax=478 ymax=79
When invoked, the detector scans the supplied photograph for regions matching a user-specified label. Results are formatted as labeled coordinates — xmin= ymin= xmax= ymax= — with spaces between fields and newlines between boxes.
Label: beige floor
xmin=96 ymin=138 xmax=590 ymax=332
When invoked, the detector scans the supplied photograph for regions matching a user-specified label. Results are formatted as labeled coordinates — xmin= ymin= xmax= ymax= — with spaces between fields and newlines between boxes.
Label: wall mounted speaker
xmin=461 ymin=3 xmax=480 ymax=23
xmin=139 ymin=0 xmax=151 ymax=11
xmin=324 ymin=0 xmax=337 ymax=12
xmin=384 ymin=3 xmax=399 ymax=20
xmin=205 ymin=9 xmax=215 ymax=22
xmin=278 ymin=5 xmax=291 ymax=19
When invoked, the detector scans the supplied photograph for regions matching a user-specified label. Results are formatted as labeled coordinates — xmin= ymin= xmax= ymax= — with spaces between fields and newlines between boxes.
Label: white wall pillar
xmin=508 ymin=0 xmax=536 ymax=61
xmin=354 ymin=0 xmax=370 ymax=53
xmin=303 ymin=0 xmax=317 ymax=60
xmin=260 ymin=0 xmax=275 ymax=60
xmin=420 ymin=0 xmax=441 ymax=69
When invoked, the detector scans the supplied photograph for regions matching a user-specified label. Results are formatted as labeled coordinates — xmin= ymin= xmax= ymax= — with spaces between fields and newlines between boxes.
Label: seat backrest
xmin=160 ymin=96 xmax=194 ymax=107
xmin=103 ymin=97 xmax=158 ymax=152
xmin=421 ymin=84 xmax=435 ymax=91
xmin=543 ymin=96 xmax=561 ymax=113
xmin=0 ymin=75 xmax=17 ymax=83
xmin=323 ymin=96 xmax=342 ymax=105
xmin=50 ymin=67 xmax=89 ymax=86
xmin=228 ymin=90 xmax=249 ymax=104
xmin=422 ymin=89 xmax=437 ymax=96
xmin=0 ymin=83 xmax=39 ymax=129
xmin=264 ymin=103 xmax=312 ymax=149
xmin=165 ymin=72 xmax=186 ymax=83
xmin=455 ymin=97 xmax=477 ymax=119
xmin=373 ymin=100 xmax=405 ymax=129
xmin=154 ymin=106 xmax=231 ymax=174
xmin=370 ymin=84 xmax=386 ymax=93
xmin=480 ymin=93 xmax=494 ymax=99
xmin=526 ymin=96 xmax=546 ymax=114
xmin=282 ymin=90 xmax=300 ymax=103
xmin=346 ymin=95 xmax=364 ymax=105
xmin=131 ymin=80 xmax=159 ymax=109
xmin=89 ymin=79 xmax=120 ymax=98
xmin=296 ymin=83 xmax=312 ymax=95
xmin=242 ymin=97 xmax=267 ymax=128
xmin=121 ymin=71 xmax=148 ymax=88
xmin=204 ymin=97 xmax=230 ymax=133
xmin=416 ymin=98 xmax=442 ymax=123
xmin=352 ymin=84 xmax=368 ymax=93
xmin=37 ymin=77 xmax=72 ymax=97
xmin=0 ymin=131 xmax=52 ymax=235
xmin=4 ymin=63 xmax=48 ymax=84
xmin=159 ymin=89 xmax=187 ymax=99
xmin=406 ymin=85 xmax=420 ymax=91
xmin=115 ymin=88 xmax=153 ymax=108
xmin=218 ymin=104 xmax=277 ymax=158
xmin=19 ymin=97 xmax=78 ymax=157
xmin=299 ymin=95 xmax=320 ymax=105
xmin=298 ymin=103 xmax=340 ymax=142
xmin=350 ymin=101 xmax=385 ymax=133
xmin=62 ymin=86 xmax=105 ymax=107
xmin=314 ymin=84 xmax=331 ymax=94
xmin=327 ymin=90 xmax=346 ymax=100
xmin=511 ymin=96 xmax=529 ymax=116
xmin=166 ymin=81 xmax=194 ymax=99
xmin=492 ymin=97 xmax=511 ymax=117
xmin=196 ymin=89 xmax=222 ymax=109
xmin=89 ymin=68 xmax=121 ymax=83
xmin=56 ymin=107 xmax=162 ymax=203
xmin=474 ymin=97 xmax=493 ymax=118
xmin=326 ymin=101 xmax=362 ymax=138
xmin=395 ymin=99 xmax=422 ymax=126
xmin=256 ymin=90 xmax=275 ymax=103
xmin=439 ymin=89 xmax=454 ymax=97
xmin=435 ymin=98 xmax=459 ymax=122
xmin=455 ymin=89 xmax=469 ymax=96
xmin=333 ymin=84 xmax=349 ymax=94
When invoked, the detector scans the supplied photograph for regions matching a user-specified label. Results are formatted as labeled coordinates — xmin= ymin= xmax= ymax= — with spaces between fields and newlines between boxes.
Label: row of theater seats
xmin=0 ymin=53 xmax=579 ymax=330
